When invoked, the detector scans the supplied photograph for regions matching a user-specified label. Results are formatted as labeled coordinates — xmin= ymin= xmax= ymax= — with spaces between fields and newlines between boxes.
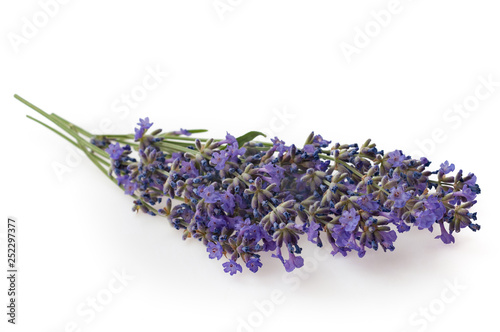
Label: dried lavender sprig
xmin=16 ymin=95 xmax=481 ymax=276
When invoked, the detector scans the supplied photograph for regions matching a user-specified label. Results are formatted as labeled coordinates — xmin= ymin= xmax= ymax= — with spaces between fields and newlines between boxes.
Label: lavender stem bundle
xmin=15 ymin=94 xmax=481 ymax=275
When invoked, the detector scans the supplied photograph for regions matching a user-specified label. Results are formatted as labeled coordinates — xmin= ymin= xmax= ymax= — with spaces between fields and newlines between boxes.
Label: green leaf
xmin=236 ymin=131 xmax=266 ymax=147
xmin=186 ymin=129 xmax=208 ymax=134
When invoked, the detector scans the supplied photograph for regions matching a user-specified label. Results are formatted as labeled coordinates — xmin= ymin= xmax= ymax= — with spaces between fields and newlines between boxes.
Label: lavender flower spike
xmin=15 ymin=94 xmax=482 ymax=276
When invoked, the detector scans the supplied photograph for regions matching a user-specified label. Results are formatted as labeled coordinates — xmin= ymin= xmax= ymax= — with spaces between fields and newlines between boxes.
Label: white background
xmin=1 ymin=1 xmax=499 ymax=332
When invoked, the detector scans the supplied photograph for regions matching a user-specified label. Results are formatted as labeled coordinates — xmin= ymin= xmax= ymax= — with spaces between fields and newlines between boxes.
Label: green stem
xmin=114 ymin=139 xmax=138 ymax=147
xmin=15 ymin=95 xmax=109 ymax=158
xmin=160 ymin=135 xmax=208 ymax=142
xmin=76 ymin=140 xmax=109 ymax=176
xmin=26 ymin=115 xmax=79 ymax=149
xmin=159 ymin=142 xmax=194 ymax=154
xmin=26 ymin=114 xmax=110 ymax=167
xmin=52 ymin=113 xmax=93 ymax=137
xmin=105 ymin=134 xmax=135 ymax=139
xmin=163 ymin=139 xmax=195 ymax=147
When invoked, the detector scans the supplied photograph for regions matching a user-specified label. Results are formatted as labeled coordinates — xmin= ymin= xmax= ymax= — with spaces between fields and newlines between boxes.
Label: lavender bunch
xmin=16 ymin=95 xmax=481 ymax=275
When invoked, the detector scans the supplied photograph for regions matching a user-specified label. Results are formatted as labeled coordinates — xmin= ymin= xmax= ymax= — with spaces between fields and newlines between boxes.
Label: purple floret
xmin=211 ymin=151 xmax=229 ymax=171
xmin=246 ymin=258 xmax=263 ymax=273
xmin=223 ymin=260 xmax=242 ymax=276
xmin=105 ymin=143 xmax=124 ymax=160
xmin=357 ymin=193 xmax=379 ymax=212
xmin=339 ymin=208 xmax=360 ymax=232
xmin=207 ymin=242 xmax=223 ymax=260
xmin=439 ymin=160 xmax=455 ymax=174
xmin=388 ymin=186 xmax=411 ymax=208
xmin=387 ymin=150 xmax=405 ymax=167
xmin=137 ymin=117 xmax=153 ymax=130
